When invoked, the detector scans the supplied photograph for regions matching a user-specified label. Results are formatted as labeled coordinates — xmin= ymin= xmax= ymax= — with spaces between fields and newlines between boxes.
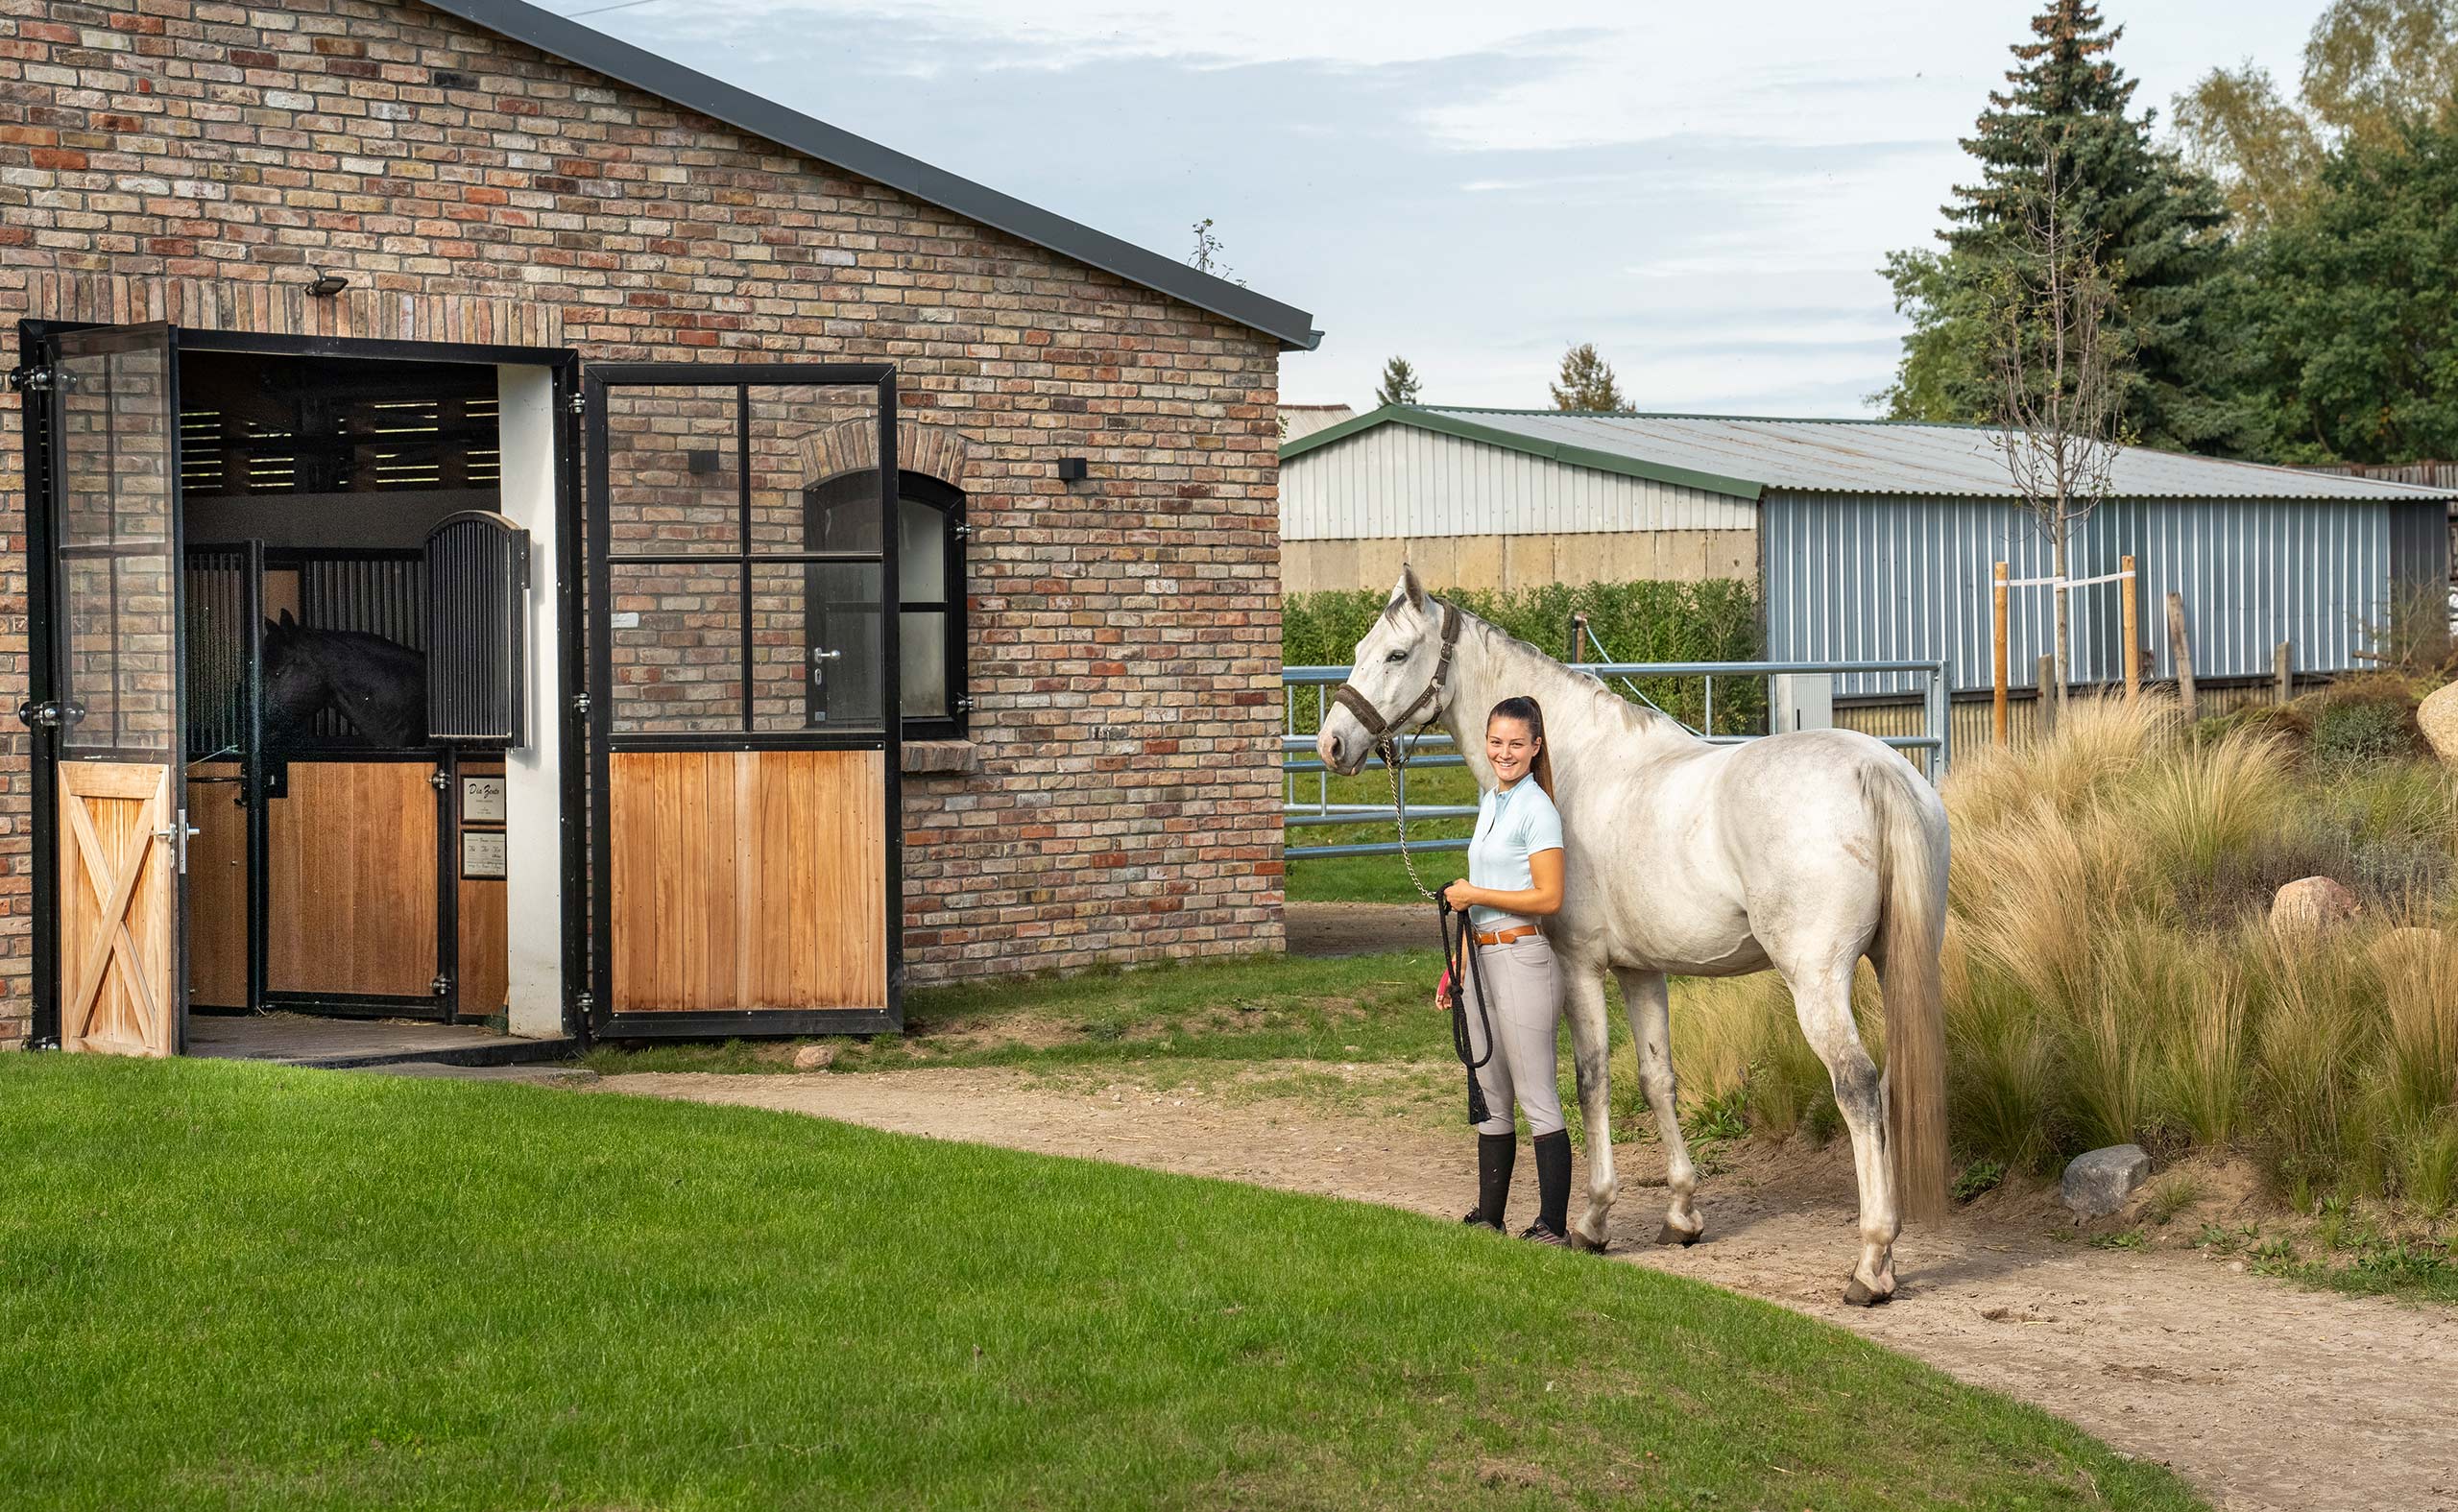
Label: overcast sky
xmin=554 ymin=0 xmax=2321 ymax=416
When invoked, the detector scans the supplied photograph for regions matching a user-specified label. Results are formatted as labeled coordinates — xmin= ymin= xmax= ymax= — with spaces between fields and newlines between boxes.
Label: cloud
xmin=558 ymin=0 xmax=2319 ymax=418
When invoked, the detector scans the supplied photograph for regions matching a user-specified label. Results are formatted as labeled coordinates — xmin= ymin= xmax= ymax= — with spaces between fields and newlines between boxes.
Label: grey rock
xmin=2061 ymin=1144 xmax=2151 ymax=1218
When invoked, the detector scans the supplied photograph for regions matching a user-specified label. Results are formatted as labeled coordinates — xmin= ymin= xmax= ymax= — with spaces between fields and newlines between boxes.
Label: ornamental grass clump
xmin=1671 ymin=688 xmax=2458 ymax=1222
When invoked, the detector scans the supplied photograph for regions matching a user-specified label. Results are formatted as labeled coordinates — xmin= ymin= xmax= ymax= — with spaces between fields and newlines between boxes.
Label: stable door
xmin=584 ymin=365 xmax=904 ymax=1036
xmin=34 ymin=325 xmax=190 ymax=1055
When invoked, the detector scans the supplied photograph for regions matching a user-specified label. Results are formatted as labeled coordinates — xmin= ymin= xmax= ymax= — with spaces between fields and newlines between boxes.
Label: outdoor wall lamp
xmin=306 ymin=269 xmax=350 ymax=299
xmin=1056 ymin=456 xmax=1089 ymax=483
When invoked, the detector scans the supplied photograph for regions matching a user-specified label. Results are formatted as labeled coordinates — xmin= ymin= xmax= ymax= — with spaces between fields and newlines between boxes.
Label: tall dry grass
xmin=1669 ymin=691 xmax=2458 ymax=1217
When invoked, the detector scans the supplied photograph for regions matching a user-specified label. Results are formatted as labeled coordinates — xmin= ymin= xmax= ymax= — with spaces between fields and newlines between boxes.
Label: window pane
xmin=900 ymin=611 xmax=947 ymax=719
xmin=749 ymin=385 xmax=879 ymax=556
xmin=601 ymin=384 xmax=740 ymax=557
xmin=754 ymin=562 xmax=884 ymax=732
xmin=608 ymin=561 xmax=743 ymax=732
xmin=899 ymin=498 xmax=945 ymax=603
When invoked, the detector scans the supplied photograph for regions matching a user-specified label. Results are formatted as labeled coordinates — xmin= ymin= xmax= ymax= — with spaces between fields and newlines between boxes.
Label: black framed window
xmin=805 ymin=470 xmax=965 ymax=739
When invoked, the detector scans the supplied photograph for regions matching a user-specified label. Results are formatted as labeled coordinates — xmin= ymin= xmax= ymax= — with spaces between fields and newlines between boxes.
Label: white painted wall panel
xmin=1281 ymin=427 xmax=1755 ymax=540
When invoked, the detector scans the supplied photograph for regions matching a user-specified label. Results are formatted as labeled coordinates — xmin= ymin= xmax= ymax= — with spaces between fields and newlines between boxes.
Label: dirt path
xmin=593 ymin=1067 xmax=2457 ymax=1512
xmin=1285 ymin=900 xmax=1428 ymax=957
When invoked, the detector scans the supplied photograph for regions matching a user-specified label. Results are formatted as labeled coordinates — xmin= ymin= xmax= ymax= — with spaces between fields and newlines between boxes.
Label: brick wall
xmin=0 ymin=0 xmax=1289 ymax=1045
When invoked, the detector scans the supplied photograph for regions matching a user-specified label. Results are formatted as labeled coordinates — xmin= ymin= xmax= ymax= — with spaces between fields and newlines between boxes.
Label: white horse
xmin=1317 ymin=567 xmax=1950 ymax=1304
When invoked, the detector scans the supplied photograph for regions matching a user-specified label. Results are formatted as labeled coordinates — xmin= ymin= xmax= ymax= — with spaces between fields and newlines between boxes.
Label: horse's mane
xmin=289 ymin=625 xmax=425 ymax=664
xmin=1438 ymin=598 xmax=1690 ymax=738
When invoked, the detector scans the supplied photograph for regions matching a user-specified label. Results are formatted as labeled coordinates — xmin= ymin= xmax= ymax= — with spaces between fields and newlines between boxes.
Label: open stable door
xmin=583 ymin=366 xmax=903 ymax=1036
xmin=36 ymin=324 xmax=189 ymax=1055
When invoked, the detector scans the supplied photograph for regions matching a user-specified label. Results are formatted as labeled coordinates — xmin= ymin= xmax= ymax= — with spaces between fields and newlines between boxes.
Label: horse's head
xmin=259 ymin=610 xmax=329 ymax=744
xmin=1317 ymin=564 xmax=1454 ymax=775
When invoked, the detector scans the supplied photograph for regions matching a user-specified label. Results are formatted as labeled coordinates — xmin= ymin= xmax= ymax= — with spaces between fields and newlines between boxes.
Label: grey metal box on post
xmin=1771 ymin=674 xmax=1834 ymax=734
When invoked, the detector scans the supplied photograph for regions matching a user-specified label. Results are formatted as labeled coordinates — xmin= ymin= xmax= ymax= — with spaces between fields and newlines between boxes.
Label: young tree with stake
xmin=1989 ymin=150 xmax=2132 ymax=706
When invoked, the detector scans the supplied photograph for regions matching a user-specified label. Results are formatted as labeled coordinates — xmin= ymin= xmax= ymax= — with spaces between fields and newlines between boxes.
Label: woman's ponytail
xmin=1487 ymin=696 xmax=1555 ymax=801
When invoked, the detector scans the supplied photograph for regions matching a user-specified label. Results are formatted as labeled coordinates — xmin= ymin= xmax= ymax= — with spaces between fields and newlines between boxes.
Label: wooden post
xmin=2120 ymin=554 xmax=2140 ymax=701
xmin=1991 ymin=562 xmax=2011 ymax=748
xmin=2037 ymin=654 xmax=2059 ymax=736
xmin=1568 ymin=611 xmax=1587 ymax=664
xmin=2275 ymin=641 xmax=2293 ymax=705
xmin=2167 ymin=591 xmax=2198 ymax=722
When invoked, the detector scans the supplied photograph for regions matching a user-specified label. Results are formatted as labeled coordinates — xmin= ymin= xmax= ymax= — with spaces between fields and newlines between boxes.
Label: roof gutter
xmin=419 ymin=0 xmax=1324 ymax=351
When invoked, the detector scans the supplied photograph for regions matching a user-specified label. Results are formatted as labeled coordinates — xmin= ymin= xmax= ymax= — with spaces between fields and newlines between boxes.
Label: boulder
xmin=2062 ymin=1144 xmax=2151 ymax=1218
xmin=2419 ymin=681 xmax=2458 ymax=765
xmin=791 ymin=1043 xmax=839 ymax=1072
xmin=2270 ymin=876 xmax=2359 ymax=938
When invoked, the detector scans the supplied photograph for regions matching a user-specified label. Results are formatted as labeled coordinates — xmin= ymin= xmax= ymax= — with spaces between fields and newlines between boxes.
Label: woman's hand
xmin=1442 ymin=878 xmax=1479 ymax=910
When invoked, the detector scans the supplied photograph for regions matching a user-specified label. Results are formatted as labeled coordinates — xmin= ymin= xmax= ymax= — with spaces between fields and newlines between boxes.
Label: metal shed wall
xmin=1764 ymin=492 xmax=2396 ymax=698
xmin=1280 ymin=424 xmax=1755 ymax=540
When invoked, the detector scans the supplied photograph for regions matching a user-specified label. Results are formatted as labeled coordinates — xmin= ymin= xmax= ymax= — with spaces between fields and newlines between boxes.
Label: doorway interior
xmin=23 ymin=323 xmax=906 ymax=1060
xmin=178 ymin=348 xmax=520 ymax=1024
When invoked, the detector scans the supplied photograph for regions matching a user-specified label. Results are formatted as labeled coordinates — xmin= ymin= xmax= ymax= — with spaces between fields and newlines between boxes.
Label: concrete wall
xmin=1284 ymin=530 xmax=1758 ymax=593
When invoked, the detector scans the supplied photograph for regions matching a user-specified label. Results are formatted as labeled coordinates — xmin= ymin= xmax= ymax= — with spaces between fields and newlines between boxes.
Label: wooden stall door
xmin=266 ymin=761 xmax=442 ymax=1003
xmin=57 ymin=763 xmax=177 ymax=1056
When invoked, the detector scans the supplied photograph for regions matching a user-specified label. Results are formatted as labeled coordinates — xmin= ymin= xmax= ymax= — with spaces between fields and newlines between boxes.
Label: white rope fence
xmin=2000 ymin=567 xmax=2138 ymax=589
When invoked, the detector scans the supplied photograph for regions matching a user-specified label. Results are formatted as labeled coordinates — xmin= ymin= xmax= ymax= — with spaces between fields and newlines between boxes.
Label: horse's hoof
xmin=1569 ymin=1229 xmax=1609 ymax=1255
xmin=1654 ymin=1223 xmax=1701 ymax=1248
xmin=1841 ymin=1277 xmax=1893 ymax=1308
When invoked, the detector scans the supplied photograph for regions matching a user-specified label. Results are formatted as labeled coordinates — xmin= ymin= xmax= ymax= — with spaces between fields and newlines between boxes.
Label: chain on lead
xmin=1383 ymin=733 xmax=1441 ymax=903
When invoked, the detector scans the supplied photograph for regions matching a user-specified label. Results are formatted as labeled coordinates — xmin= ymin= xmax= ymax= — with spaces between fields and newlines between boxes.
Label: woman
xmin=1441 ymin=696 xmax=1571 ymax=1245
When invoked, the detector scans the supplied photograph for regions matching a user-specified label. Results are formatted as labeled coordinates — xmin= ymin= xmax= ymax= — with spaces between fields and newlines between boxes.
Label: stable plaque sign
xmin=462 ymin=830 xmax=508 ymax=880
xmin=462 ymin=775 xmax=507 ymax=823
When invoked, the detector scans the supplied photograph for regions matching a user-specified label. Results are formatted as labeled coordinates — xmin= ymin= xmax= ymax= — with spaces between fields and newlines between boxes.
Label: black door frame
xmin=582 ymin=363 xmax=904 ymax=1039
xmin=17 ymin=321 xmax=587 ymax=1047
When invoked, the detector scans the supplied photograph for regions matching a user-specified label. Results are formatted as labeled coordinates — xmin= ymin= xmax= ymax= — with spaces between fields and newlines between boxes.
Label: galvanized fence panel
xmin=1285 ymin=658 xmax=1947 ymax=860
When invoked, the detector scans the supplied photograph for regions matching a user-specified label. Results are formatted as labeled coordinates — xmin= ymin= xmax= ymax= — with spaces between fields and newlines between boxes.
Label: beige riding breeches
xmin=1459 ymin=916 xmax=1564 ymax=1137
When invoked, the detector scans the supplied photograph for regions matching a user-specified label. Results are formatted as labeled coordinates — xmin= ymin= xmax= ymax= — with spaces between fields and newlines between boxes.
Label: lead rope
xmin=1379 ymin=730 xmax=1442 ymax=903
xmin=1377 ymin=729 xmax=1494 ymax=1126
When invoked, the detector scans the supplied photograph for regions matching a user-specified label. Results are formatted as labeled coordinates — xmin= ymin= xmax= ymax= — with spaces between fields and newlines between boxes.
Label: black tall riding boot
xmin=1463 ymin=1131 xmax=1516 ymax=1230
xmin=1530 ymin=1129 xmax=1573 ymax=1242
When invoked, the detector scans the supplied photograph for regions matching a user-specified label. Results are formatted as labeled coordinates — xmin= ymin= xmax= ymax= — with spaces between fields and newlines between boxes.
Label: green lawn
xmin=587 ymin=948 xmax=1444 ymax=1079
xmin=0 ymin=1056 xmax=2202 ymax=1510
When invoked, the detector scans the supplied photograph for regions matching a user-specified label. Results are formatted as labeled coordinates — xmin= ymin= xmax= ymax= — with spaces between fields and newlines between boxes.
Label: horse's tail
xmin=1868 ymin=757 xmax=1950 ymax=1221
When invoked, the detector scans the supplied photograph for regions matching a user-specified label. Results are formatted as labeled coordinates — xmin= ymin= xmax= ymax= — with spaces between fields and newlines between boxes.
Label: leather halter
xmin=1332 ymin=601 xmax=1462 ymax=746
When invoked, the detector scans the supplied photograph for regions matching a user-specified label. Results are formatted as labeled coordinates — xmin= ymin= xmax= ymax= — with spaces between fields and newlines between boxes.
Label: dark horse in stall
xmin=260 ymin=610 xmax=428 ymax=748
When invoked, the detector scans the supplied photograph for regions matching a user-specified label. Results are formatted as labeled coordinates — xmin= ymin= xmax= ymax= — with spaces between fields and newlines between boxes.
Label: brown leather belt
xmin=1475 ymin=924 xmax=1541 ymax=948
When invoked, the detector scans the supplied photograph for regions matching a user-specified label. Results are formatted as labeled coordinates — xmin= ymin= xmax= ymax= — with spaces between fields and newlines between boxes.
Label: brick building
xmin=0 ymin=0 xmax=1322 ymax=1053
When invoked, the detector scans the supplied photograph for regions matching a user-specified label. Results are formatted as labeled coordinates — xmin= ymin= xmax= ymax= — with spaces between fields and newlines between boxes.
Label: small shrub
xmin=2308 ymin=695 xmax=2420 ymax=769
xmin=1952 ymin=1159 xmax=2006 ymax=1203
xmin=2142 ymin=1173 xmax=2205 ymax=1226
xmin=2397 ymin=1116 xmax=2458 ymax=1221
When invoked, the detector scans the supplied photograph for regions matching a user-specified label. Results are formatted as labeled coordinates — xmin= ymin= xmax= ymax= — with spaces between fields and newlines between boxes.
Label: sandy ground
xmin=587 ymin=1065 xmax=2458 ymax=1512
xmin=1284 ymin=901 xmax=1431 ymax=957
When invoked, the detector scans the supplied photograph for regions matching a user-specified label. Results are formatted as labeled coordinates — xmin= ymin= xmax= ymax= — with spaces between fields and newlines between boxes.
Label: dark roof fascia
xmin=1277 ymin=404 xmax=1767 ymax=501
xmin=417 ymin=0 xmax=1323 ymax=351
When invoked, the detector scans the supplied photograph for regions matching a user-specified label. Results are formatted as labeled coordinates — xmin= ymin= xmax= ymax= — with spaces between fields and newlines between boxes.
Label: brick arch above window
xmin=802 ymin=418 xmax=976 ymax=493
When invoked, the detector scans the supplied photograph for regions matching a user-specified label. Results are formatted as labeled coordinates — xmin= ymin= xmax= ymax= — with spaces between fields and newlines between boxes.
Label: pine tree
xmin=1374 ymin=355 xmax=1422 ymax=407
xmin=1550 ymin=343 xmax=1626 ymax=412
xmin=1880 ymin=1 xmax=2245 ymax=452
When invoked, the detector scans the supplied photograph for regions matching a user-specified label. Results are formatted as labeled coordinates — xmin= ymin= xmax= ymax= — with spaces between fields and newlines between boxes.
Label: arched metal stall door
xmin=583 ymin=366 xmax=903 ymax=1037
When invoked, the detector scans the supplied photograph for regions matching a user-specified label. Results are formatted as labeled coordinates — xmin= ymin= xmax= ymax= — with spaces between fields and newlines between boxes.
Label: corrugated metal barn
xmin=1280 ymin=406 xmax=2457 ymax=743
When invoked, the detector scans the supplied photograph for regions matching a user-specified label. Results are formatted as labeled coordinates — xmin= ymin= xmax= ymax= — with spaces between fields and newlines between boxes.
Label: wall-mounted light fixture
xmin=1056 ymin=456 xmax=1089 ymax=483
xmin=306 ymin=268 xmax=350 ymax=299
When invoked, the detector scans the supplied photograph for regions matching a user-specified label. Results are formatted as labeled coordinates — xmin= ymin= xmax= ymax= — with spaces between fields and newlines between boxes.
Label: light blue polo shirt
xmin=1466 ymin=776 xmax=1563 ymax=930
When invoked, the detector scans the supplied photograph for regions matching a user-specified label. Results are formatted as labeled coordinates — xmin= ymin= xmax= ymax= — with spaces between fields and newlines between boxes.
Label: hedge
xmin=1283 ymin=579 xmax=1765 ymax=733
